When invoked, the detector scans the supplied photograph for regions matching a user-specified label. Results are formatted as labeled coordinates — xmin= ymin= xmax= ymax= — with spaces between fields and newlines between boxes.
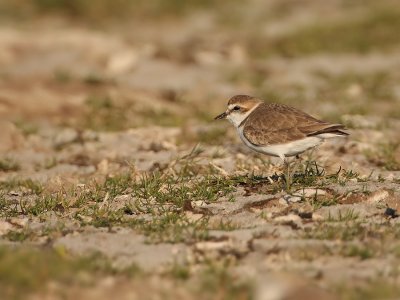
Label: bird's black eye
xmin=233 ymin=106 xmax=240 ymax=111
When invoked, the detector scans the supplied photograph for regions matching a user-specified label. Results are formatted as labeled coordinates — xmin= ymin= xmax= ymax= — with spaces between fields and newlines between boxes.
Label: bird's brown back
xmin=243 ymin=103 xmax=347 ymax=145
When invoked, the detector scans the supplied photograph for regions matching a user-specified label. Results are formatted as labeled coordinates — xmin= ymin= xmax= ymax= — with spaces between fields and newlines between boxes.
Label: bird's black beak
xmin=214 ymin=111 xmax=228 ymax=120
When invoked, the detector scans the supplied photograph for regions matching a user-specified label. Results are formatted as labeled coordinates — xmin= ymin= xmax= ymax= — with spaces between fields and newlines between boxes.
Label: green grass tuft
xmin=0 ymin=159 xmax=20 ymax=172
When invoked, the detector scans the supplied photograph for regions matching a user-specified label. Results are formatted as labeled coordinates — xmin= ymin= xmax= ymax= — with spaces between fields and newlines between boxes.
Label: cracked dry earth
xmin=1 ymin=2 xmax=400 ymax=299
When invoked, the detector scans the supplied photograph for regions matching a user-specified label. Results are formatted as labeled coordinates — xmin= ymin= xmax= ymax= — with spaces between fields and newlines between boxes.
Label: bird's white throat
xmin=226 ymin=103 xmax=260 ymax=128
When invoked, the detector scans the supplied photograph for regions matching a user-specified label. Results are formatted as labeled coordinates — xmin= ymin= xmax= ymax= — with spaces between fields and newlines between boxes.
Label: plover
xmin=214 ymin=95 xmax=348 ymax=162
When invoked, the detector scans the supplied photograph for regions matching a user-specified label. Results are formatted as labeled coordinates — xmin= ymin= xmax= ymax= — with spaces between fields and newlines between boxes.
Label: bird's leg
xmin=282 ymin=156 xmax=293 ymax=192
xmin=304 ymin=148 xmax=316 ymax=170
xmin=290 ymin=155 xmax=302 ymax=183
xmin=286 ymin=160 xmax=291 ymax=191
xmin=283 ymin=156 xmax=304 ymax=192
xmin=301 ymin=148 xmax=322 ymax=177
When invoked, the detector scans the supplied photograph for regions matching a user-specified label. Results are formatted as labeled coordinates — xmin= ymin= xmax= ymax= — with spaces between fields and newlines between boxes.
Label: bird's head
xmin=214 ymin=95 xmax=262 ymax=127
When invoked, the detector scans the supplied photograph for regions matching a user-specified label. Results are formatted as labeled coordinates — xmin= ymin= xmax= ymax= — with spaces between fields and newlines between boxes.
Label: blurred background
xmin=0 ymin=0 xmax=399 ymax=134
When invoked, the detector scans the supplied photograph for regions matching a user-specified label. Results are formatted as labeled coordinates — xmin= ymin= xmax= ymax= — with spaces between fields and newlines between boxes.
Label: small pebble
xmin=384 ymin=207 xmax=398 ymax=218
xmin=298 ymin=212 xmax=313 ymax=219
xmin=312 ymin=213 xmax=324 ymax=221
xmin=274 ymin=214 xmax=302 ymax=223
xmin=367 ymin=190 xmax=389 ymax=204
xmin=9 ymin=217 xmax=28 ymax=227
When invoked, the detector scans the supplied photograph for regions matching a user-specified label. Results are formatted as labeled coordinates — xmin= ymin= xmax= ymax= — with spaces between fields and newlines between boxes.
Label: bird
xmin=214 ymin=95 xmax=348 ymax=163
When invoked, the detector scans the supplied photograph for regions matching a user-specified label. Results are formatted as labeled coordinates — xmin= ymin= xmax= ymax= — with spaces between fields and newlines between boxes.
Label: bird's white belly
xmin=238 ymin=127 xmax=323 ymax=159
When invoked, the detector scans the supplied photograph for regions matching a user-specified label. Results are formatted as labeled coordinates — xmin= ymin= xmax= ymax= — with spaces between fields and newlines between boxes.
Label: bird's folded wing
xmin=301 ymin=123 xmax=348 ymax=136
xmin=242 ymin=104 xmax=346 ymax=145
